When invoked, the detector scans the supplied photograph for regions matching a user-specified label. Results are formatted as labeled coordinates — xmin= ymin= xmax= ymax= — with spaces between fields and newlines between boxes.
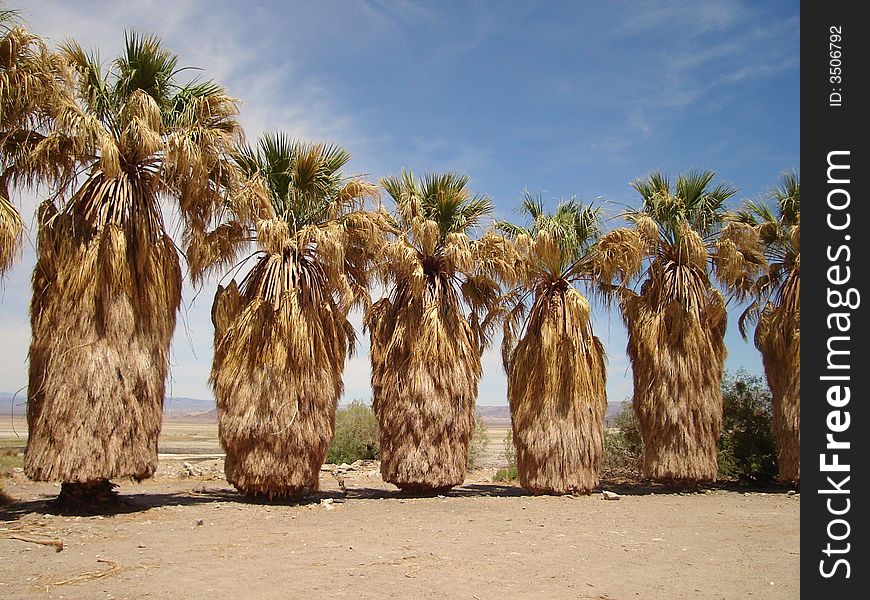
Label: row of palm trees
xmin=2 ymin=17 xmax=800 ymax=502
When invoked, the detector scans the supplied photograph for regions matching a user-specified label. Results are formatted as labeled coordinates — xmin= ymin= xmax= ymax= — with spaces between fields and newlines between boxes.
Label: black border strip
xmin=802 ymin=3 xmax=868 ymax=595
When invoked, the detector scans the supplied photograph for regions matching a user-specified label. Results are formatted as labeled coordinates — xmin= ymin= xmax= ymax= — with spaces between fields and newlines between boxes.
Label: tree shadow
xmin=0 ymin=485 xmax=241 ymax=521
xmin=597 ymin=478 xmax=799 ymax=496
xmin=0 ymin=476 xmax=797 ymax=522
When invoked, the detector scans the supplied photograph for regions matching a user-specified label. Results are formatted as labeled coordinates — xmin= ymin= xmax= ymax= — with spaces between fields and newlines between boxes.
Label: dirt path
xmin=0 ymin=464 xmax=799 ymax=600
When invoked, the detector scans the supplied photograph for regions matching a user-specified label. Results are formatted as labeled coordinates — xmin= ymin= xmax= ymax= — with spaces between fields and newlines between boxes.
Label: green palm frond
xmin=733 ymin=172 xmax=800 ymax=338
xmin=630 ymin=169 xmax=736 ymax=241
xmin=384 ymin=169 xmax=493 ymax=241
xmin=115 ymin=31 xmax=178 ymax=105
xmin=499 ymin=192 xmax=602 ymax=279
xmin=231 ymin=133 xmax=353 ymax=230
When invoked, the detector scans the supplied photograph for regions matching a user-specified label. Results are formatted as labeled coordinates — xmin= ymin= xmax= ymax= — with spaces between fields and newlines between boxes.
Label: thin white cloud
xmin=614 ymin=0 xmax=745 ymax=36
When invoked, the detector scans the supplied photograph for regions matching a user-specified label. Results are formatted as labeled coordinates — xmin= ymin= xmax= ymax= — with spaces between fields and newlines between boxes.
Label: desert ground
xmin=1 ymin=417 xmax=800 ymax=599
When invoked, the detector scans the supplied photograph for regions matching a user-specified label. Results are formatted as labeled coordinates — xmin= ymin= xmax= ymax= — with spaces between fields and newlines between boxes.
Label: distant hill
xmin=2 ymin=392 xmax=631 ymax=425
xmin=0 ymin=392 xmax=217 ymax=419
xmin=162 ymin=396 xmax=216 ymax=418
xmin=477 ymin=402 xmax=630 ymax=427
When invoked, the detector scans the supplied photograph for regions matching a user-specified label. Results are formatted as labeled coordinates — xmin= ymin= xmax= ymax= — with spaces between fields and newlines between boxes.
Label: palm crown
xmin=210 ymin=132 xmax=384 ymax=321
xmin=376 ymin=170 xmax=513 ymax=347
xmin=1 ymin=9 xmax=68 ymax=274
xmin=29 ymin=31 xmax=240 ymax=245
xmin=733 ymin=172 xmax=800 ymax=337
xmin=497 ymin=194 xmax=603 ymax=365
xmin=597 ymin=169 xmax=748 ymax=312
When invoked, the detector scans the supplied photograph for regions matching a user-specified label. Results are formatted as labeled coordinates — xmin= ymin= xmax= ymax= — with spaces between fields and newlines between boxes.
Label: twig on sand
xmin=48 ymin=559 xmax=122 ymax=587
xmin=4 ymin=533 xmax=64 ymax=552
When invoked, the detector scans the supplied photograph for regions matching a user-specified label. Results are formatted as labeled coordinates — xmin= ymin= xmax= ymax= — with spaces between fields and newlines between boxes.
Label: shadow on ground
xmin=0 ymin=477 xmax=798 ymax=522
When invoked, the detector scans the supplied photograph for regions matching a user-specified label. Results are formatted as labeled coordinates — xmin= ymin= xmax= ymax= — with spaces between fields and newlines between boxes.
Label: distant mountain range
xmin=2 ymin=393 xmax=629 ymax=424
xmin=0 ymin=392 xmax=216 ymax=419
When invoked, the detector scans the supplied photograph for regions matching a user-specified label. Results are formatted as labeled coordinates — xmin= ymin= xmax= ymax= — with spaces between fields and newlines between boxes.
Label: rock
xmin=320 ymin=498 xmax=335 ymax=510
xmin=182 ymin=462 xmax=202 ymax=477
xmin=602 ymin=490 xmax=621 ymax=501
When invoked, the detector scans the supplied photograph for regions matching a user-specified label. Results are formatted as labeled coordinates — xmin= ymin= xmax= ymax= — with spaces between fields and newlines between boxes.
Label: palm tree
xmin=208 ymin=133 xmax=386 ymax=498
xmin=22 ymin=32 xmax=241 ymax=504
xmin=498 ymin=195 xmax=607 ymax=494
xmin=598 ymin=170 xmax=744 ymax=482
xmin=366 ymin=170 xmax=513 ymax=492
xmin=733 ymin=173 xmax=800 ymax=483
xmin=1 ymin=9 xmax=68 ymax=275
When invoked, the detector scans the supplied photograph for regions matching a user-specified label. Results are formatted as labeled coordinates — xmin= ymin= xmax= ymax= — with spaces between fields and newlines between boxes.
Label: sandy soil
xmin=1 ymin=418 xmax=799 ymax=599
xmin=0 ymin=461 xmax=799 ymax=600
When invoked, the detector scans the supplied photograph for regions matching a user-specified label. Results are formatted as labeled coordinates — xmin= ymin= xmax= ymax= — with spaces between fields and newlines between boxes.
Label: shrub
xmin=467 ymin=414 xmax=490 ymax=469
xmin=717 ymin=370 xmax=778 ymax=482
xmin=326 ymin=400 xmax=379 ymax=464
xmin=502 ymin=429 xmax=516 ymax=469
xmin=493 ymin=466 xmax=518 ymax=482
xmin=492 ymin=430 xmax=518 ymax=482
xmin=601 ymin=401 xmax=643 ymax=479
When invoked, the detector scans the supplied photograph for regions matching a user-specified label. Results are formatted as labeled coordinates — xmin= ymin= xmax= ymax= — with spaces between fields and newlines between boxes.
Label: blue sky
xmin=1 ymin=0 xmax=799 ymax=406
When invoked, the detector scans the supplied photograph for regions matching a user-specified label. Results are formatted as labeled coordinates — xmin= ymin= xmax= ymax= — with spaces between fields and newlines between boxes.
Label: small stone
xmin=602 ymin=491 xmax=621 ymax=501
xmin=196 ymin=519 xmax=204 ymax=526
xmin=182 ymin=462 xmax=202 ymax=477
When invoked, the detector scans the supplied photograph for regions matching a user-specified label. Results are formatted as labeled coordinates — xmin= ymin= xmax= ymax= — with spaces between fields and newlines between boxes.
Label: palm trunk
xmin=508 ymin=289 xmax=607 ymax=494
xmin=757 ymin=307 xmax=800 ymax=484
xmin=624 ymin=288 xmax=727 ymax=482
xmin=25 ymin=205 xmax=181 ymax=485
xmin=211 ymin=278 xmax=348 ymax=498
xmin=368 ymin=297 xmax=480 ymax=492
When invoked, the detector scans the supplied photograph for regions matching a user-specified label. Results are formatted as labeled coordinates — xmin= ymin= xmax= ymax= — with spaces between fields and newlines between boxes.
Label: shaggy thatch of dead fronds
xmin=599 ymin=171 xmax=754 ymax=482
xmin=24 ymin=33 xmax=240 ymax=486
xmin=367 ymin=171 xmax=514 ymax=492
xmin=498 ymin=196 xmax=607 ymax=494
xmin=733 ymin=173 xmax=800 ymax=482
xmin=208 ymin=134 xmax=388 ymax=498
xmin=0 ymin=12 xmax=70 ymax=275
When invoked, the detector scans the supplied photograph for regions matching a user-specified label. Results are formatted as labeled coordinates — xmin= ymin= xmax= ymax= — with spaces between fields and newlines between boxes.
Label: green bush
xmin=493 ymin=466 xmax=518 ymax=482
xmin=327 ymin=400 xmax=379 ymax=464
xmin=601 ymin=401 xmax=643 ymax=479
xmin=717 ymin=370 xmax=778 ymax=482
xmin=502 ymin=429 xmax=516 ymax=468
xmin=467 ymin=414 xmax=490 ymax=469
xmin=491 ymin=430 xmax=518 ymax=482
